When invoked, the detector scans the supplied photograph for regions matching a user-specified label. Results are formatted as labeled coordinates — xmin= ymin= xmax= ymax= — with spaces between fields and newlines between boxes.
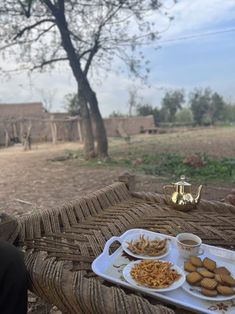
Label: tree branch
xmin=79 ymin=48 xmax=93 ymax=59
xmin=41 ymin=0 xmax=57 ymax=13
xmin=31 ymin=57 xmax=68 ymax=70
xmin=82 ymin=2 xmax=125 ymax=76
xmin=83 ymin=41 xmax=99 ymax=76
xmin=13 ymin=18 xmax=55 ymax=39
xmin=18 ymin=0 xmax=34 ymax=18
xmin=33 ymin=24 xmax=56 ymax=41
xmin=69 ymin=30 xmax=89 ymax=45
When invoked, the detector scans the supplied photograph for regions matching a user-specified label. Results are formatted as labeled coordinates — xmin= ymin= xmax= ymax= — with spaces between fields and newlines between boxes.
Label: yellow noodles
xmin=131 ymin=260 xmax=181 ymax=289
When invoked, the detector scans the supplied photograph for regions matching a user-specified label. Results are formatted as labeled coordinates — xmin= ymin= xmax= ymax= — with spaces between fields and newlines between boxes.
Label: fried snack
xmin=186 ymin=272 xmax=202 ymax=285
xmin=217 ymin=285 xmax=235 ymax=296
xmin=184 ymin=262 xmax=197 ymax=272
xmin=201 ymin=288 xmax=218 ymax=297
xmin=198 ymin=269 xmax=215 ymax=278
xmin=130 ymin=260 xmax=181 ymax=289
xmin=218 ymin=274 xmax=235 ymax=287
xmin=127 ymin=235 xmax=167 ymax=256
xmin=203 ymin=257 xmax=216 ymax=271
xmin=200 ymin=278 xmax=218 ymax=290
xmin=223 ymin=274 xmax=235 ymax=287
xmin=189 ymin=256 xmax=203 ymax=267
xmin=186 ymin=256 xmax=234 ymax=297
xmin=215 ymin=274 xmax=223 ymax=284
xmin=214 ymin=267 xmax=231 ymax=276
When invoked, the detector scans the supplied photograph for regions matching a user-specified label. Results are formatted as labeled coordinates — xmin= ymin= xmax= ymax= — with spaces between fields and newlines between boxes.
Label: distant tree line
xmin=108 ymin=88 xmax=235 ymax=126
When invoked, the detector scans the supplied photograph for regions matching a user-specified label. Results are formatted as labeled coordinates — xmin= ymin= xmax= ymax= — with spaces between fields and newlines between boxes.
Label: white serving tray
xmin=92 ymin=229 xmax=235 ymax=314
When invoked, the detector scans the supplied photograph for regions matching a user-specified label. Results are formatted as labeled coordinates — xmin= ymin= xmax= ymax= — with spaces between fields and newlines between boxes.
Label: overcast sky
xmin=0 ymin=0 xmax=235 ymax=117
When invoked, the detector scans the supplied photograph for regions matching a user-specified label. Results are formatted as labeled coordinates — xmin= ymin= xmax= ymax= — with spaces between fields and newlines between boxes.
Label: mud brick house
xmin=0 ymin=102 xmax=155 ymax=146
xmin=0 ymin=102 xmax=48 ymax=145
xmin=0 ymin=102 xmax=47 ymax=118
xmin=0 ymin=102 xmax=79 ymax=146
xmin=104 ymin=115 xmax=155 ymax=137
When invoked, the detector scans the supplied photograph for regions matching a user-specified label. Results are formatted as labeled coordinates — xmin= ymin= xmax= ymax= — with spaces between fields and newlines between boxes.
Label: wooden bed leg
xmin=118 ymin=172 xmax=136 ymax=192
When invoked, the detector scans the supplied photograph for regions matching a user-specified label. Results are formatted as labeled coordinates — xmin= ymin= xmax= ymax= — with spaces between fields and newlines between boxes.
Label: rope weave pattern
xmin=18 ymin=182 xmax=235 ymax=314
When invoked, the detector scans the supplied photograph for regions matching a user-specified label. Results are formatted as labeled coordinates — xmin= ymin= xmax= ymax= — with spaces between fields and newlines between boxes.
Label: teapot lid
xmin=174 ymin=175 xmax=191 ymax=186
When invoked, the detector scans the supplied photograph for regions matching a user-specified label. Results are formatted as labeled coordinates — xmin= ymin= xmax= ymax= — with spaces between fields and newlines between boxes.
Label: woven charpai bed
xmin=17 ymin=175 xmax=235 ymax=314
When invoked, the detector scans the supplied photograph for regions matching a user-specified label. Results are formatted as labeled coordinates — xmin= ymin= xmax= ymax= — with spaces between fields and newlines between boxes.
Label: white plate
xmin=123 ymin=260 xmax=185 ymax=292
xmin=182 ymin=280 xmax=235 ymax=302
xmin=122 ymin=229 xmax=170 ymax=259
xmin=182 ymin=265 xmax=235 ymax=302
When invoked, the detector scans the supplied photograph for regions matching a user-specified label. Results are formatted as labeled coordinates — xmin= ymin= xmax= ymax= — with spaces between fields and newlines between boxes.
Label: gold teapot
xmin=163 ymin=175 xmax=202 ymax=211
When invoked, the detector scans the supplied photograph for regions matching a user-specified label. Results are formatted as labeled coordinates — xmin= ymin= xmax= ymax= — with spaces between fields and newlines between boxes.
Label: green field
xmin=70 ymin=126 xmax=235 ymax=184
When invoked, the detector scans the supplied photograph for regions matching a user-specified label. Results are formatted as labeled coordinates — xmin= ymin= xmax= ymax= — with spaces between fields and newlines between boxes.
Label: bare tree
xmin=37 ymin=88 xmax=57 ymax=112
xmin=128 ymin=87 xmax=142 ymax=116
xmin=0 ymin=0 xmax=174 ymax=158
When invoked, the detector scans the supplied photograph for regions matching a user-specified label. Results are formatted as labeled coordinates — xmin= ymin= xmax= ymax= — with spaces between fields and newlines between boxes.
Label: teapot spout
xmin=195 ymin=185 xmax=203 ymax=204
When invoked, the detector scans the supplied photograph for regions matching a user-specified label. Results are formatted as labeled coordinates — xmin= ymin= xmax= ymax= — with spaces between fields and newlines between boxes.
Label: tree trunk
xmin=86 ymin=88 xmax=108 ymax=158
xmin=78 ymin=87 xmax=95 ymax=159
xmin=13 ymin=123 xmax=17 ymax=141
xmin=50 ymin=116 xmax=57 ymax=144
xmin=77 ymin=119 xmax=83 ymax=142
xmin=23 ymin=122 xmax=32 ymax=151
xmin=4 ymin=127 xmax=10 ymax=147
xmin=53 ymin=14 xmax=95 ymax=158
xmin=53 ymin=11 xmax=106 ymax=158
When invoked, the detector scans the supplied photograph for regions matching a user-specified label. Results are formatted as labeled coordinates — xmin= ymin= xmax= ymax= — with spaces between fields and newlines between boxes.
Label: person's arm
xmin=0 ymin=213 xmax=20 ymax=244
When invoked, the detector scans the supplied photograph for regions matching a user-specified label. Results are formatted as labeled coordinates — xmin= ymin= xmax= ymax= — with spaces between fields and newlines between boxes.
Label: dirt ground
xmin=0 ymin=128 xmax=234 ymax=217
xmin=0 ymin=142 xmax=124 ymax=216
xmin=0 ymin=142 xmax=148 ymax=215
xmin=0 ymin=129 xmax=235 ymax=215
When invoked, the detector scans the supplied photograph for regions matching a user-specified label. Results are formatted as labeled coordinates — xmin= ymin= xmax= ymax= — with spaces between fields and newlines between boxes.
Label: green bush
xmin=175 ymin=108 xmax=193 ymax=124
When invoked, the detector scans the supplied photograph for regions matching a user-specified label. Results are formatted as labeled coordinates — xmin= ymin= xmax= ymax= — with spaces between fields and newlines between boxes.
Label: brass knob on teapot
xmin=163 ymin=175 xmax=202 ymax=211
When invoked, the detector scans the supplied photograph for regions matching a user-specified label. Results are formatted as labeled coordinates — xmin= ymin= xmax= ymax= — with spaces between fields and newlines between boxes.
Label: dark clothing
xmin=0 ymin=213 xmax=19 ymax=244
xmin=0 ymin=240 xmax=27 ymax=314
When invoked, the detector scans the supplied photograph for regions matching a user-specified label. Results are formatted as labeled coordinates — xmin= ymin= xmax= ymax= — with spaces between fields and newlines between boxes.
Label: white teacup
xmin=176 ymin=233 xmax=203 ymax=259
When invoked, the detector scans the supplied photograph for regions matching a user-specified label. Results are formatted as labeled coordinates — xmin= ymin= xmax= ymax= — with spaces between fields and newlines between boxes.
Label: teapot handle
xmin=163 ymin=185 xmax=174 ymax=204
